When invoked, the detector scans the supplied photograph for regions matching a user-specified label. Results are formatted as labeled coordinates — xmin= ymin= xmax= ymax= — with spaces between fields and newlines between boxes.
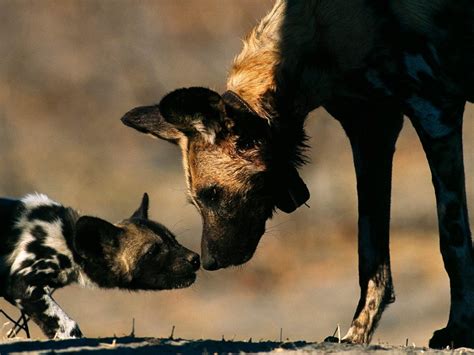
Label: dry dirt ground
xmin=0 ymin=337 xmax=473 ymax=354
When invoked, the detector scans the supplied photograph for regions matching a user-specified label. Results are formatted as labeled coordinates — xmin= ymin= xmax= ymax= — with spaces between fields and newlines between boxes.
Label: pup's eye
xmin=197 ymin=185 xmax=223 ymax=206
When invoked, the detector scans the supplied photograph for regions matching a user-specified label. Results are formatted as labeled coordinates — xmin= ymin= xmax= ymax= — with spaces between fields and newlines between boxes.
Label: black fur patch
xmin=31 ymin=225 xmax=47 ymax=241
xmin=159 ymin=87 xmax=225 ymax=131
xmin=0 ymin=198 xmax=26 ymax=265
xmin=29 ymin=287 xmax=46 ymax=300
xmin=26 ymin=241 xmax=56 ymax=259
xmin=57 ymin=254 xmax=72 ymax=269
xmin=19 ymin=259 xmax=35 ymax=270
xmin=28 ymin=205 xmax=62 ymax=223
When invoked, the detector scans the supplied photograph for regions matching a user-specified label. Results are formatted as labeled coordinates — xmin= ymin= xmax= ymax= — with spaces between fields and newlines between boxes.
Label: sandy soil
xmin=1 ymin=337 xmax=473 ymax=354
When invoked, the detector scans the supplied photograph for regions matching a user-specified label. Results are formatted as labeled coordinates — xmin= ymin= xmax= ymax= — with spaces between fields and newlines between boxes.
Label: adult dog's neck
xmin=227 ymin=0 xmax=377 ymax=121
xmin=226 ymin=1 xmax=285 ymax=120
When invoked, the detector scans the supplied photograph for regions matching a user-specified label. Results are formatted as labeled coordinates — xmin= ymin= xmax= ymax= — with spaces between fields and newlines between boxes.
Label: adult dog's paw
xmin=429 ymin=326 xmax=474 ymax=349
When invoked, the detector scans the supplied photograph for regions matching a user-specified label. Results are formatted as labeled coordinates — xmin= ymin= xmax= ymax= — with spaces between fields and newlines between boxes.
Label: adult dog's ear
xmin=121 ymin=103 xmax=183 ymax=143
xmin=130 ymin=193 xmax=149 ymax=220
xmin=121 ymin=87 xmax=226 ymax=144
xmin=274 ymin=167 xmax=310 ymax=213
xmin=74 ymin=216 xmax=122 ymax=258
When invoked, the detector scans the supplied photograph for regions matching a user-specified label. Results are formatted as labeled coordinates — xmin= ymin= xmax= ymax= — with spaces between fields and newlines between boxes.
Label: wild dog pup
xmin=0 ymin=193 xmax=200 ymax=339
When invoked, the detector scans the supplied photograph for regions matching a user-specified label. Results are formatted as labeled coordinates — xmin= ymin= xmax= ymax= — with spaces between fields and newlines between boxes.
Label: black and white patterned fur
xmin=0 ymin=193 xmax=200 ymax=339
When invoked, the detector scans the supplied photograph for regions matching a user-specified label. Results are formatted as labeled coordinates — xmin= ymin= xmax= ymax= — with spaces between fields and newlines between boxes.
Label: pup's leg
xmin=16 ymin=287 xmax=82 ymax=339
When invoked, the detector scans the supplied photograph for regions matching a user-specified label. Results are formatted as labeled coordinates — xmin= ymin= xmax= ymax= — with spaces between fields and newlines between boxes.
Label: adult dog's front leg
xmin=16 ymin=287 xmax=82 ymax=339
xmin=326 ymin=101 xmax=403 ymax=344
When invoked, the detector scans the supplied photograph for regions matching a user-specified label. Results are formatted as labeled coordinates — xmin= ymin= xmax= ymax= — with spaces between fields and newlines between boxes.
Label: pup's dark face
xmin=117 ymin=217 xmax=200 ymax=290
xmin=74 ymin=194 xmax=200 ymax=290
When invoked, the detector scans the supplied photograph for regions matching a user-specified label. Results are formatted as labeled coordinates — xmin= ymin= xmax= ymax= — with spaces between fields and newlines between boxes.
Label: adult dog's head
xmin=121 ymin=87 xmax=309 ymax=270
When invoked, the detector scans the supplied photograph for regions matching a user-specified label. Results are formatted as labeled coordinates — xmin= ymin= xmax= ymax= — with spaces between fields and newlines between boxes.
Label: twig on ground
xmin=100 ymin=339 xmax=117 ymax=349
xmin=1 ymin=321 xmax=10 ymax=339
xmin=129 ymin=318 xmax=135 ymax=338
xmin=1 ymin=309 xmax=30 ymax=338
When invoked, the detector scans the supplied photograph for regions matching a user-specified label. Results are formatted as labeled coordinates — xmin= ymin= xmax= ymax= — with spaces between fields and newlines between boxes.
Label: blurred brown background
xmin=1 ymin=0 xmax=473 ymax=346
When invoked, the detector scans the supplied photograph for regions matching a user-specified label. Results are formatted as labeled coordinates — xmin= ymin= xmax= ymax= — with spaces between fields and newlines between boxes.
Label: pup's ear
xmin=74 ymin=216 xmax=122 ymax=258
xmin=274 ymin=168 xmax=310 ymax=213
xmin=121 ymin=87 xmax=226 ymax=144
xmin=131 ymin=193 xmax=149 ymax=220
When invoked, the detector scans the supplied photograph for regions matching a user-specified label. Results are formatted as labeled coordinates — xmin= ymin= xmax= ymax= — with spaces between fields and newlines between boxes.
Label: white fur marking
xmin=9 ymin=248 xmax=35 ymax=274
xmin=77 ymin=270 xmax=98 ymax=289
xmin=21 ymin=193 xmax=60 ymax=208
xmin=193 ymin=121 xmax=217 ymax=144
xmin=43 ymin=296 xmax=79 ymax=339
xmin=42 ymin=220 xmax=73 ymax=258
xmin=25 ymin=286 xmax=36 ymax=297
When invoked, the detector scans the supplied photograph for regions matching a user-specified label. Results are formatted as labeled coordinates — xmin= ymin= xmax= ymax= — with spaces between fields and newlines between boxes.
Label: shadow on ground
xmin=0 ymin=337 xmax=472 ymax=354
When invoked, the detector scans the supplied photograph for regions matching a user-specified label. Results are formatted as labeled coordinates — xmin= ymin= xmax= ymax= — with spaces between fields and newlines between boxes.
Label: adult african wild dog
xmin=0 ymin=193 xmax=199 ymax=338
xmin=121 ymin=0 xmax=474 ymax=349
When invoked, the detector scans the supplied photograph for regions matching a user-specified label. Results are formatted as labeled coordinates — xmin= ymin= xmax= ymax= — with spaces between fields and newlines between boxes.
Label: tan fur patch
xmin=227 ymin=0 xmax=379 ymax=117
xmin=113 ymin=222 xmax=158 ymax=280
xmin=227 ymin=1 xmax=285 ymax=119
xmin=186 ymin=138 xmax=266 ymax=202
xmin=342 ymin=265 xmax=394 ymax=344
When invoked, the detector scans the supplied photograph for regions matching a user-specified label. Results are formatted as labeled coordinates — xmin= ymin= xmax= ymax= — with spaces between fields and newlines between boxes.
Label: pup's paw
xmin=55 ymin=321 xmax=83 ymax=339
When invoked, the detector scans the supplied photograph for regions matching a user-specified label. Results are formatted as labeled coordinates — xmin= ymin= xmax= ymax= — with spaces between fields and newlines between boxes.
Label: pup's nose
xmin=187 ymin=253 xmax=200 ymax=271
xmin=202 ymin=255 xmax=219 ymax=271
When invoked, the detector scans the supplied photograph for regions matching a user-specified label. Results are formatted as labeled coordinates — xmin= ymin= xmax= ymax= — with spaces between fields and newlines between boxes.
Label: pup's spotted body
xmin=0 ymin=194 xmax=199 ymax=339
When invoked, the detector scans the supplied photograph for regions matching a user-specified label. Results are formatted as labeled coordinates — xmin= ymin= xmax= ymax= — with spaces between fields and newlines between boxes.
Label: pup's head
xmin=74 ymin=193 xmax=200 ymax=290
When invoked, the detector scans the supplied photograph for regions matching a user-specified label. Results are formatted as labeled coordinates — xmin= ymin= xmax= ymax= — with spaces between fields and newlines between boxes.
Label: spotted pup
xmin=0 ymin=193 xmax=200 ymax=339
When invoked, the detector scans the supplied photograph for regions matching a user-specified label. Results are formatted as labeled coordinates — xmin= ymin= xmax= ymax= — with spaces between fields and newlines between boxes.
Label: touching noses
xmin=187 ymin=252 xmax=201 ymax=271
xmin=202 ymin=254 xmax=219 ymax=271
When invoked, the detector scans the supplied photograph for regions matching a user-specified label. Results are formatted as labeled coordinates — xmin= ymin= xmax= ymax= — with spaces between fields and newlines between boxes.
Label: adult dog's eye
xmin=144 ymin=245 xmax=158 ymax=258
xmin=197 ymin=185 xmax=223 ymax=206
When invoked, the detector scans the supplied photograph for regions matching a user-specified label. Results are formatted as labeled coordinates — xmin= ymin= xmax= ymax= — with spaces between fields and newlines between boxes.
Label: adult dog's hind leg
xmin=410 ymin=103 xmax=474 ymax=349
xmin=325 ymin=100 xmax=403 ymax=344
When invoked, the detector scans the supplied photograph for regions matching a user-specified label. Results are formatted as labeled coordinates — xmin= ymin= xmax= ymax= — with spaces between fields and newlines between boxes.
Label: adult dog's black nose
xmin=187 ymin=253 xmax=201 ymax=271
xmin=202 ymin=255 xmax=219 ymax=271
